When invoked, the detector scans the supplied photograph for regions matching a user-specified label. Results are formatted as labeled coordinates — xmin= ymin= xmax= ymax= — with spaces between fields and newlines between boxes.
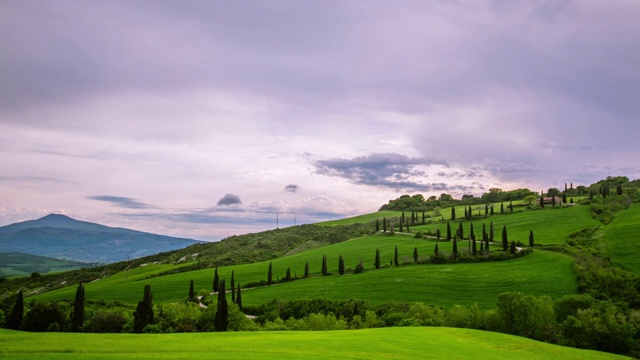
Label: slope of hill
xmin=601 ymin=203 xmax=640 ymax=274
xmin=0 ymin=327 xmax=629 ymax=360
xmin=0 ymin=214 xmax=203 ymax=263
xmin=0 ymin=252 xmax=93 ymax=277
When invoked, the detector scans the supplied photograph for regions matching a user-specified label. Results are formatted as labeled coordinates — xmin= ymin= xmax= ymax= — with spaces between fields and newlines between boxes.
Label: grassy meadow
xmin=35 ymin=231 xmax=577 ymax=310
xmin=0 ymin=327 xmax=630 ymax=360
xmin=601 ymin=203 xmax=640 ymax=274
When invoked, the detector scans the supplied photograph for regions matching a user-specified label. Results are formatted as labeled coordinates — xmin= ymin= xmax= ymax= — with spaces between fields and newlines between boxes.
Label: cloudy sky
xmin=1 ymin=0 xmax=638 ymax=240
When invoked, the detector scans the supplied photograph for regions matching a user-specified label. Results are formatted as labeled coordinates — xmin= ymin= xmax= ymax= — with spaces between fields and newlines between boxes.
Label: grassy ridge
xmin=35 ymin=233 xmax=577 ymax=309
xmin=601 ymin=203 xmax=640 ymax=274
xmin=0 ymin=328 xmax=629 ymax=360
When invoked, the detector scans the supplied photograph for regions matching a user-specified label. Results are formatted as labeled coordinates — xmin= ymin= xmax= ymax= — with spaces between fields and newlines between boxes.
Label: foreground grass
xmin=601 ymin=203 xmax=640 ymax=275
xmin=0 ymin=328 xmax=629 ymax=360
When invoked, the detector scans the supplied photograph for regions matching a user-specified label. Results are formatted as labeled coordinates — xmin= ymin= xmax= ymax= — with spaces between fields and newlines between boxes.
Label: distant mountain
xmin=0 ymin=252 xmax=94 ymax=277
xmin=0 ymin=214 xmax=204 ymax=263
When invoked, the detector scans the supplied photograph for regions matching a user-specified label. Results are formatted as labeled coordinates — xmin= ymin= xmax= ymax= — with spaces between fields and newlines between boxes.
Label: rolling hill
xmin=0 ymin=214 xmax=203 ymax=263
xmin=0 ymin=252 xmax=93 ymax=277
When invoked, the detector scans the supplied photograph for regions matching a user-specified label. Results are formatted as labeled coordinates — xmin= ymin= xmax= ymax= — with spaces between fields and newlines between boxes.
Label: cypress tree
xmin=376 ymin=219 xmax=380 ymax=232
xmin=322 ymin=255 xmax=328 ymax=276
xmin=133 ymin=285 xmax=154 ymax=333
xmin=482 ymin=223 xmax=487 ymax=242
xmin=451 ymin=206 xmax=456 ymax=220
xmin=394 ymin=246 xmax=399 ymax=266
xmin=529 ymin=230 xmax=534 ymax=247
xmin=510 ymin=241 xmax=517 ymax=254
xmin=413 ymin=247 xmax=419 ymax=263
xmin=509 ymin=200 xmax=513 ymax=212
xmin=267 ymin=262 xmax=273 ymax=285
xmin=422 ymin=211 xmax=426 ymax=224
xmin=540 ymin=194 xmax=545 ymax=208
xmin=6 ymin=290 xmax=24 ymax=330
xmin=405 ymin=224 xmax=410 ymax=233
xmin=551 ymin=196 xmax=556 ymax=207
xmin=489 ymin=221 xmax=494 ymax=242
xmin=213 ymin=267 xmax=220 ymax=293
xmin=338 ymin=256 xmax=345 ymax=275
xmin=472 ymin=237 xmax=477 ymax=255
xmin=491 ymin=206 xmax=494 ymax=215
xmin=469 ymin=222 xmax=475 ymax=240
xmin=236 ymin=284 xmax=242 ymax=310
xmin=383 ymin=217 xmax=387 ymax=232
xmin=286 ymin=268 xmax=292 ymax=281
xmin=399 ymin=221 xmax=404 ymax=233
xmin=230 ymin=271 xmax=235 ymax=303
xmin=436 ymin=228 xmax=441 ymax=240
xmin=617 ymin=184 xmax=623 ymax=196
xmin=446 ymin=222 xmax=452 ymax=241
xmin=375 ymin=248 xmax=381 ymax=269
xmin=500 ymin=202 xmax=504 ymax=214
xmin=434 ymin=243 xmax=439 ymax=255
xmin=562 ymin=192 xmax=567 ymax=204
xmin=70 ymin=282 xmax=85 ymax=332
xmin=452 ymin=238 xmax=458 ymax=259
xmin=485 ymin=203 xmax=488 ymax=215
xmin=304 ymin=261 xmax=309 ymax=278
xmin=570 ymin=197 xmax=574 ymax=204
xmin=214 ymin=279 xmax=228 ymax=331
xmin=464 ymin=207 xmax=468 ymax=220
xmin=457 ymin=222 xmax=464 ymax=239
xmin=502 ymin=225 xmax=508 ymax=251
xmin=189 ymin=280 xmax=195 ymax=301
xmin=485 ymin=237 xmax=490 ymax=252
xmin=401 ymin=211 xmax=405 ymax=224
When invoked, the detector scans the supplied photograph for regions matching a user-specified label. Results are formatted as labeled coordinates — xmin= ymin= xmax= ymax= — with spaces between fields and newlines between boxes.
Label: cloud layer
xmin=0 ymin=1 xmax=638 ymax=240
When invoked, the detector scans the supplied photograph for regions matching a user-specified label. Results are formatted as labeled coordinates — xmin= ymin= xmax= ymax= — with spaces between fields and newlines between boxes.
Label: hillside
xmin=0 ymin=214 xmax=203 ymax=263
xmin=0 ymin=327 xmax=629 ymax=360
xmin=0 ymin=252 xmax=93 ymax=277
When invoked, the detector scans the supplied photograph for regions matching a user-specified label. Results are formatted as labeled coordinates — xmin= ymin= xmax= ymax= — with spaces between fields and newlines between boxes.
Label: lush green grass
xmin=410 ymin=205 xmax=599 ymax=245
xmin=240 ymin=250 xmax=576 ymax=309
xmin=0 ymin=328 xmax=629 ymax=360
xmin=35 ymin=232 xmax=577 ymax=310
xmin=601 ymin=203 xmax=640 ymax=274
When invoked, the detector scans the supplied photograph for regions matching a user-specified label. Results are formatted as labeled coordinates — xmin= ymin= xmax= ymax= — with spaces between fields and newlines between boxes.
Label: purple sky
xmin=1 ymin=1 xmax=639 ymax=240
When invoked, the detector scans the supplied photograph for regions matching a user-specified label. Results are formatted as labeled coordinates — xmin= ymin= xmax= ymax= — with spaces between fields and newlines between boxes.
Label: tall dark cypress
xmin=562 ymin=192 xmax=567 ymax=204
xmin=213 ymin=267 xmax=220 ymax=293
xmin=451 ymin=206 xmax=456 ymax=220
xmin=472 ymin=237 xmax=477 ymax=255
xmin=338 ymin=256 xmax=345 ymax=275
xmin=133 ymin=285 xmax=154 ymax=333
xmin=236 ymin=284 xmax=242 ymax=310
xmin=189 ymin=280 xmax=195 ymax=300
xmin=464 ymin=207 xmax=468 ymax=220
xmin=529 ymin=230 xmax=534 ymax=247
xmin=413 ymin=247 xmax=419 ymax=263
xmin=470 ymin=222 xmax=475 ymax=240
xmin=399 ymin=221 xmax=404 ymax=233
xmin=375 ymin=219 xmax=380 ymax=232
xmin=446 ymin=222 xmax=452 ymax=241
xmin=375 ymin=248 xmax=381 ymax=269
xmin=436 ymin=228 xmax=441 ymax=240
xmin=502 ymin=225 xmax=508 ymax=251
xmin=434 ymin=243 xmax=439 ymax=255
xmin=383 ymin=217 xmax=387 ymax=232
xmin=452 ymin=238 xmax=458 ymax=259
xmin=70 ymin=282 xmax=85 ymax=332
xmin=540 ymin=194 xmax=545 ymax=208
xmin=509 ymin=200 xmax=513 ymax=212
xmin=304 ymin=261 xmax=309 ymax=278
xmin=286 ymin=268 xmax=292 ymax=281
xmin=500 ymin=202 xmax=504 ymax=214
xmin=230 ymin=271 xmax=236 ymax=303
xmin=485 ymin=203 xmax=488 ymax=215
xmin=214 ymin=279 xmax=228 ymax=331
xmin=322 ymin=255 xmax=328 ymax=276
xmin=267 ymin=262 xmax=273 ymax=285
xmin=510 ymin=241 xmax=517 ymax=254
xmin=394 ymin=246 xmax=399 ymax=266
xmin=482 ymin=223 xmax=487 ymax=243
xmin=469 ymin=206 xmax=472 ymax=219
xmin=489 ymin=221 xmax=494 ymax=242
xmin=6 ymin=290 xmax=24 ymax=330
xmin=458 ymin=222 xmax=464 ymax=240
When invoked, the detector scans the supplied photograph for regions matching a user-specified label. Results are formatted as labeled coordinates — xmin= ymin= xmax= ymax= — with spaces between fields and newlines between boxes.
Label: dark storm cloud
xmin=284 ymin=184 xmax=300 ymax=193
xmin=86 ymin=195 xmax=151 ymax=209
xmin=217 ymin=194 xmax=242 ymax=206
xmin=316 ymin=153 xmax=448 ymax=191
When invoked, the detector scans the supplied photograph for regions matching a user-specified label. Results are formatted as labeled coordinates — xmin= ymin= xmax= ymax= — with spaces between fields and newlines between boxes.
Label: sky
xmin=1 ymin=0 xmax=639 ymax=241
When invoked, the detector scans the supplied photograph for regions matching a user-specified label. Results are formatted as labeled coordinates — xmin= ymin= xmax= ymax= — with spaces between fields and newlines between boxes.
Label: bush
xmin=85 ymin=310 xmax=129 ymax=333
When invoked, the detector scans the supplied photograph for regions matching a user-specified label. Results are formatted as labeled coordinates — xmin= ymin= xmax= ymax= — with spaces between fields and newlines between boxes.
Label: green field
xmin=0 ymin=328 xmax=629 ymax=360
xmin=601 ymin=203 xmax=640 ymax=274
xmin=35 ymin=232 xmax=577 ymax=310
